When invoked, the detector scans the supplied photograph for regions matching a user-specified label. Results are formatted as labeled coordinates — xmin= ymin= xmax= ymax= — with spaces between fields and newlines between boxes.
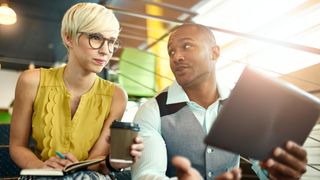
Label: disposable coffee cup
xmin=110 ymin=121 xmax=140 ymax=164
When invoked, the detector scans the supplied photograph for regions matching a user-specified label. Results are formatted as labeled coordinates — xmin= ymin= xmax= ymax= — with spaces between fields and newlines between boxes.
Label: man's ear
xmin=63 ymin=34 xmax=73 ymax=48
xmin=212 ymin=45 xmax=220 ymax=60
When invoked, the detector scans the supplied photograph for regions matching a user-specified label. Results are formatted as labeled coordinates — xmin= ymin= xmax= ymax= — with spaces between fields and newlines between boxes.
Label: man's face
xmin=167 ymin=26 xmax=216 ymax=88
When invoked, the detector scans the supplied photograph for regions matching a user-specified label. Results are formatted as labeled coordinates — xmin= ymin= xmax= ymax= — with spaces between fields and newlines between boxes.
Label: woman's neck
xmin=63 ymin=64 xmax=96 ymax=96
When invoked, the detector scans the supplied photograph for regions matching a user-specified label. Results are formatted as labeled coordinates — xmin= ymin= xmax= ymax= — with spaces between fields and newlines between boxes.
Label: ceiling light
xmin=0 ymin=3 xmax=17 ymax=25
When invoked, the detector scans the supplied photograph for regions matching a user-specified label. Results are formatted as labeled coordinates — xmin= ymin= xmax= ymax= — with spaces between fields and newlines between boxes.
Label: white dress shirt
xmin=131 ymin=81 xmax=267 ymax=180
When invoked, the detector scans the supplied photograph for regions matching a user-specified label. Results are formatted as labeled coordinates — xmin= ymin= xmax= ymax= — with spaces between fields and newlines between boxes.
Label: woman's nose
xmin=98 ymin=42 xmax=110 ymax=55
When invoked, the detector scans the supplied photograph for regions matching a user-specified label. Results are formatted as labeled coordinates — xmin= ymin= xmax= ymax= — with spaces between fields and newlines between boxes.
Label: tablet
xmin=204 ymin=67 xmax=320 ymax=160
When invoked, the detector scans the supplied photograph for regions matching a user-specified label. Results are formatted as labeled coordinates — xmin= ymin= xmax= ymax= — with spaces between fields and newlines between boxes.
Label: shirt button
xmin=207 ymin=148 xmax=214 ymax=153
xmin=208 ymin=171 xmax=213 ymax=177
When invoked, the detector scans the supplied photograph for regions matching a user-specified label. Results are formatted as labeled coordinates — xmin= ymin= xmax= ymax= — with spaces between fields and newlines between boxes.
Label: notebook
xmin=204 ymin=67 xmax=320 ymax=160
xmin=20 ymin=158 xmax=105 ymax=176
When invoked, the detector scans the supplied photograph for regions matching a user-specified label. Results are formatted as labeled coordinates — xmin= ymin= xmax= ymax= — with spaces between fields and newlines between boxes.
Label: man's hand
xmin=111 ymin=136 xmax=144 ymax=169
xmin=215 ymin=168 xmax=242 ymax=180
xmin=172 ymin=156 xmax=202 ymax=180
xmin=130 ymin=136 xmax=144 ymax=162
xmin=260 ymin=141 xmax=307 ymax=179
xmin=172 ymin=156 xmax=241 ymax=180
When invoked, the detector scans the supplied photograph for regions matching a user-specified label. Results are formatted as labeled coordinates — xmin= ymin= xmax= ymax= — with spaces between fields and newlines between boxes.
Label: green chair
xmin=0 ymin=112 xmax=11 ymax=124
xmin=118 ymin=48 xmax=157 ymax=98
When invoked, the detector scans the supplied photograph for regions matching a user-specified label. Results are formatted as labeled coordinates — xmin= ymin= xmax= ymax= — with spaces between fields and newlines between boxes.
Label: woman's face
xmin=69 ymin=31 xmax=119 ymax=74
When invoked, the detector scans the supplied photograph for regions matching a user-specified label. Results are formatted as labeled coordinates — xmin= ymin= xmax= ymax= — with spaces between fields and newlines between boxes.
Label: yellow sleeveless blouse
xmin=32 ymin=66 xmax=114 ymax=161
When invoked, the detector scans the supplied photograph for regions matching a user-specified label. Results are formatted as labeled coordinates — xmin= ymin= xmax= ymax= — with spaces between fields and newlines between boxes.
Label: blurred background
xmin=0 ymin=0 xmax=319 ymax=179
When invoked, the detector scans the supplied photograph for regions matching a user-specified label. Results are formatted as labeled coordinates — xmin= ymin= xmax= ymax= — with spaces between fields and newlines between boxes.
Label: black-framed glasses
xmin=79 ymin=32 xmax=121 ymax=53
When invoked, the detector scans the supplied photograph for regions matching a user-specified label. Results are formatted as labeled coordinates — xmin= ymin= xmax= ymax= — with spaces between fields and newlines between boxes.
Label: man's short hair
xmin=169 ymin=23 xmax=216 ymax=47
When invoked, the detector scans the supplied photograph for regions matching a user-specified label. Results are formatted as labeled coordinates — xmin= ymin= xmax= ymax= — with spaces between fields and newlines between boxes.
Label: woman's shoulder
xmin=15 ymin=69 xmax=41 ymax=102
xmin=113 ymin=84 xmax=127 ymax=101
xmin=18 ymin=68 xmax=40 ymax=88
xmin=110 ymin=85 xmax=127 ymax=113
xmin=96 ymin=78 xmax=127 ymax=98
xmin=113 ymin=83 xmax=125 ymax=92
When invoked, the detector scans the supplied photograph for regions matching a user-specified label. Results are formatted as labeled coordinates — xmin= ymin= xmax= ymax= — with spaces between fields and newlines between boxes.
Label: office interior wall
xmin=0 ymin=70 xmax=20 ymax=109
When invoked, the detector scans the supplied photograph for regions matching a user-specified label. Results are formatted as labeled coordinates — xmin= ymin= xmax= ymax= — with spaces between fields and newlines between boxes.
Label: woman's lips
xmin=94 ymin=59 xmax=106 ymax=66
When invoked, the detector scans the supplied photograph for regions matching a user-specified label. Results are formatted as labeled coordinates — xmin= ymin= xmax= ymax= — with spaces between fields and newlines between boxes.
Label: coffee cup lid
xmin=111 ymin=121 xmax=140 ymax=131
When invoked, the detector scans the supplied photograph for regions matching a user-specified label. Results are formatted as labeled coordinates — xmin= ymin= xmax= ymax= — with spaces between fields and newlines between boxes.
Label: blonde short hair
xmin=61 ymin=3 xmax=120 ymax=48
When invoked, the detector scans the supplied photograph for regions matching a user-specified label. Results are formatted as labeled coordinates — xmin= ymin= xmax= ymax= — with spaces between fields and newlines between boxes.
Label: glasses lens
xmin=89 ymin=34 xmax=104 ymax=49
xmin=108 ymin=39 xmax=120 ymax=53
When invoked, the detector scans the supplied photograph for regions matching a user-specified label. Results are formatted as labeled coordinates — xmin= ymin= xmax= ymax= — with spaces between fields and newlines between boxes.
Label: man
xmin=131 ymin=23 xmax=307 ymax=179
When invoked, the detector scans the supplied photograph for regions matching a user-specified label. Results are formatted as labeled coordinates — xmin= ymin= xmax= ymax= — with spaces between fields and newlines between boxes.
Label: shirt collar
xmin=166 ymin=80 xmax=231 ymax=105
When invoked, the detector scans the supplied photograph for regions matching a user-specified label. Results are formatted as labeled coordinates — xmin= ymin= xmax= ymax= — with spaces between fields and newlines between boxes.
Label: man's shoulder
xmin=139 ymin=97 xmax=158 ymax=110
xmin=134 ymin=97 xmax=161 ymax=131
xmin=134 ymin=86 xmax=172 ymax=121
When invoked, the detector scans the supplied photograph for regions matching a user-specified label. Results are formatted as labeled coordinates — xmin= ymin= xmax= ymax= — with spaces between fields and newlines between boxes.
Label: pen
xmin=55 ymin=150 xmax=66 ymax=159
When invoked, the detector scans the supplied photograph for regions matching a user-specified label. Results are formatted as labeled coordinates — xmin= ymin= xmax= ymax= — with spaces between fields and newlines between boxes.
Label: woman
xmin=9 ymin=2 xmax=143 ymax=178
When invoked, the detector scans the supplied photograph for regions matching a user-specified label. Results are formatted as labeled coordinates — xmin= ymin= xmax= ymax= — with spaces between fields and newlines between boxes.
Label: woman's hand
xmin=42 ymin=152 xmax=79 ymax=169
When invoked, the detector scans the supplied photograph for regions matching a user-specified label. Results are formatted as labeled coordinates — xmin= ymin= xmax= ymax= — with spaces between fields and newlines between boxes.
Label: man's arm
xmin=131 ymin=99 xmax=170 ymax=179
